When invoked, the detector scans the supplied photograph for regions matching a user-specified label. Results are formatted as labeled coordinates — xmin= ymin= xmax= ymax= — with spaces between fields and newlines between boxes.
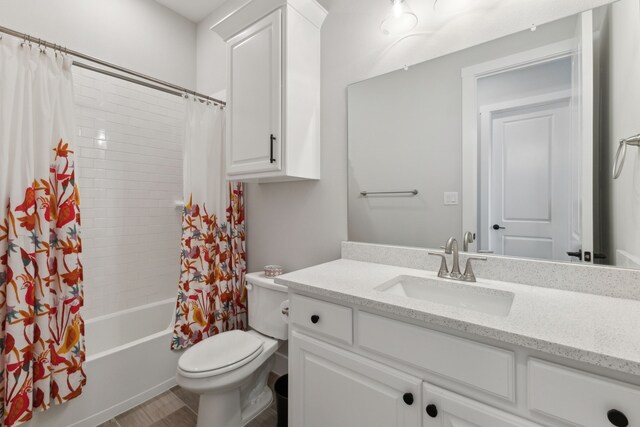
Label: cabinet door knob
xmin=402 ymin=393 xmax=414 ymax=405
xmin=426 ymin=404 xmax=438 ymax=418
xmin=310 ymin=315 xmax=320 ymax=324
xmin=607 ymin=409 xmax=629 ymax=427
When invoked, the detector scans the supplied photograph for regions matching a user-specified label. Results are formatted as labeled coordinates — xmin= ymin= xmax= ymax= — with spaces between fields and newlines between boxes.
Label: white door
xmin=227 ymin=10 xmax=282 ymax=177
xmin=486 ymin=98 xmax=572 ymax=261
xmin=570 ymin=10 xmax=595 ymax=262
xmin=424 ymin=383 xmax=542 ymax=427
xmin=290 ymin=332 xmax=422 ymax=427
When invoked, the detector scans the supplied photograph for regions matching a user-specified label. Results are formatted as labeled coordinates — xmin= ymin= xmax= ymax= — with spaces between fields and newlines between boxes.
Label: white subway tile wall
xmin=73 ymin=67 xmax=185 ymax=320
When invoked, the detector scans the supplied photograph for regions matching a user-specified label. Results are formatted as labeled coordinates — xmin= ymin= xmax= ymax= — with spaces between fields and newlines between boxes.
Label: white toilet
xmin=176 ymin=272 xmax=288 ymax=427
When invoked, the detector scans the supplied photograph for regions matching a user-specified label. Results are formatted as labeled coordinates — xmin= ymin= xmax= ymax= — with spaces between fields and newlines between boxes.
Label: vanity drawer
xmin=290 ymin=294 xmax=353 ymax=345
xmin=528 ymin=359 xmax=640 ymax=427
xmin=357 ymin=312 xmax=515 ymax=401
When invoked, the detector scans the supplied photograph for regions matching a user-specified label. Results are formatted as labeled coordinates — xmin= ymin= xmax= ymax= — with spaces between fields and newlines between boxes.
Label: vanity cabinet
xmin=290 ymin=332 xmax=422 ymax=427
xmin=423 ymin=384 xmax=539 ymax=427
xmin=210 ymin=0 xmax=327 ymax=183
xmin=289 ymin=292 xmax=640 ymax=427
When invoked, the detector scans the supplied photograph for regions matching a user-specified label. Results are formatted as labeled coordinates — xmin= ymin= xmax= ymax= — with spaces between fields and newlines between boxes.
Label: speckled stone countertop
xmin=275 ymin=258 xmax=640 ymax=376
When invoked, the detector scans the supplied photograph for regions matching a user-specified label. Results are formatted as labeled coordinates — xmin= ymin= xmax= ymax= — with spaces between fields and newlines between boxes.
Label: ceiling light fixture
xmin=381 ymin=0 xmax=418 ymax=36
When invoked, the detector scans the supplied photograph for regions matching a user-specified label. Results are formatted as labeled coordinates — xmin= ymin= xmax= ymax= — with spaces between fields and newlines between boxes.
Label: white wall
xmin=0 ymin=0 xmax=197 ymax=88
xmin=477 ymin=59 xmax=573 ymax=106
xmin=600 ymin=0 xmax=640 ymax=268
xmin=197 ymin=13 xmax=228 ymax=99
xmin=197 ymin=0 xmax=617 ymax=273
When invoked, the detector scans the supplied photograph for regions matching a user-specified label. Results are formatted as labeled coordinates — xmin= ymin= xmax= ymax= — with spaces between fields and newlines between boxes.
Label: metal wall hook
xmin=613 ymin=134 xmax=640 ymax=179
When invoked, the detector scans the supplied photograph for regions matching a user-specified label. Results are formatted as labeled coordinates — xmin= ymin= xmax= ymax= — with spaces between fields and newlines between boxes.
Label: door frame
xmin=478 ymin=90 xmax=573 ymax=255
xmin=461 ymin=39 xmax=576 ymax=252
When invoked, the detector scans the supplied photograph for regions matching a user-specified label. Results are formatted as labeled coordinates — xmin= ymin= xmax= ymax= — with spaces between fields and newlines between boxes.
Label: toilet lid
xmin=178 ymin=330 xmax=264 ymax=374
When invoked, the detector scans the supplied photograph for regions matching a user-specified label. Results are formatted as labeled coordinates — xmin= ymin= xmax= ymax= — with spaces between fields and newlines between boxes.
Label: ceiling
xmin=154 ymin=0 xmax=228 ymax=23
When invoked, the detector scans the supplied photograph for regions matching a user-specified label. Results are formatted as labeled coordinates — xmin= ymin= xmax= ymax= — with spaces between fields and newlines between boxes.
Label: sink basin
xmin=376 ymin=275 xmax=514 ymax=317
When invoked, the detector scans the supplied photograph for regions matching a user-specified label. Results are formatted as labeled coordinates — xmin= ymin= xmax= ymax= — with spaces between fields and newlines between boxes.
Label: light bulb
xmin=392 ymin=0 xmax=403 ymax=17
xmin=382 ymin=0 xmax=417 ymax=36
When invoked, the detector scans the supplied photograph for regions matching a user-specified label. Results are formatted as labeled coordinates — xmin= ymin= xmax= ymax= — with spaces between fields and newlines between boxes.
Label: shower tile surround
xmin=72 ymin=67 xmax=184 ymax=319
xmin=276 ymin=242 xmax=640 ymax=375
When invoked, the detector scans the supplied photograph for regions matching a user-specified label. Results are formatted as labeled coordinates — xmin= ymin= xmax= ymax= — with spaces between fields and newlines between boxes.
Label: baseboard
xmin=70 ymin=377 xmax=178 ymax=427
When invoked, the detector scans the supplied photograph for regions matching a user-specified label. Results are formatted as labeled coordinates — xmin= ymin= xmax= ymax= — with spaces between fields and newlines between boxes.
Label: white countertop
xmin=275 ymin=259 xmax=640 ymax=376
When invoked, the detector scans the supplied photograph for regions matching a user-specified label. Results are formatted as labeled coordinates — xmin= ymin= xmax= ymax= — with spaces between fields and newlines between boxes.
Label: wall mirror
xmin=348 ymin=0 xmax=640 ymax=269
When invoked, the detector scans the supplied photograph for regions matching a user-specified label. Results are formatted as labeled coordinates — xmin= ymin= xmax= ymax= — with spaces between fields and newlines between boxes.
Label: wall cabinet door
xmin=290 ymin=332 xmax=422 ymax=427
xmin=423 ymin=384 xmax=542 ymax=427
xmin=227 ymin=10 xmax=282 ymax=176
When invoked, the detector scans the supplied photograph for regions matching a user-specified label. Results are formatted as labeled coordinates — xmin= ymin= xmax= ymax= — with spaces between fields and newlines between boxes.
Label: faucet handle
xmin=462 ymin=256 xmax=487 ymax=282
xmin=428 ymin=252 xmax=449 ymax=278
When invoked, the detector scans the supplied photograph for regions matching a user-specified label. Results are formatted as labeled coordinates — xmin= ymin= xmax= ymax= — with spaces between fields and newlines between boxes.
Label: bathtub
xmin=27 ymin=298 xmax=182 ymax=427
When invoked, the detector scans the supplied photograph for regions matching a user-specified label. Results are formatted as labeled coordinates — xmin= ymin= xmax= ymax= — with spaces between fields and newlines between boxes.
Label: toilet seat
xmin=178 ymin=330 xmax=264 ymax=378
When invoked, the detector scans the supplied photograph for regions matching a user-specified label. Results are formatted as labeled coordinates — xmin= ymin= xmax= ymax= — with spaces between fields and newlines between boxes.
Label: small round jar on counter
xmin=264 ymin=265 xmax=284 ymax=278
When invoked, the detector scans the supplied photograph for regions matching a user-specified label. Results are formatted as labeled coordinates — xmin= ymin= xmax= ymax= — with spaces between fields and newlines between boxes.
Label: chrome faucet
xmin=445 ymin=237 xmax=462 ymax=279
xmin=463 ymin=231 xmax=474 ymax=252
xmin=429 ymin=237 xmax=487 ymax=282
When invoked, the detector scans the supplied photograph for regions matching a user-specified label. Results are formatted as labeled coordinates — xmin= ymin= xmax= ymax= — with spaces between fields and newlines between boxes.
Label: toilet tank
xmin=246 ymin=272 xmax=289 ymax=340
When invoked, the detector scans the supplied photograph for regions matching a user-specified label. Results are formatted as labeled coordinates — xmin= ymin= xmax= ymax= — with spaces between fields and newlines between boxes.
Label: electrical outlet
xmin=444 ymin=192 xmax=459 ymax=206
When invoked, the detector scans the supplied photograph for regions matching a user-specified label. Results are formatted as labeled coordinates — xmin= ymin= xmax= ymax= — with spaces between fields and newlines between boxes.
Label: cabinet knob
xmin=402 ymin=393 xmax=414 ymax=405
xmin=426 ymin=404 xmax=438 ymax=418
xmin=607 ymin=409 xmax=629 ymax=427
xmin=310 ymin=315 xmax=320 ymax=324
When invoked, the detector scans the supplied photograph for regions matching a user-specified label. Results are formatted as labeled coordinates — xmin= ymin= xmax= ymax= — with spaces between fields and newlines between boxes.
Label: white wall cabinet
xmin=226 ymin=11 xmax=283 ymax=177
xmin=289 ymin=293 xmax=640 ymax=427
xmin=290 ymin=332 xmax=422 ymax=427
xmin=211 ymin=0 xmax=327 ymax=183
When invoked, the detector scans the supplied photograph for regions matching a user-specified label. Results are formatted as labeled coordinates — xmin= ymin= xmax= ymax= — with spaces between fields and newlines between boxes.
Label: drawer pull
xmin=426 ymin=404 xmax=438 ymax=418
xmin=607 ymin=409 xmax=629 ymax=427
xmin=402 ymin=393 xmax=413 ymax=405
xmin=310 ymin=315 xmax=320 ymax=324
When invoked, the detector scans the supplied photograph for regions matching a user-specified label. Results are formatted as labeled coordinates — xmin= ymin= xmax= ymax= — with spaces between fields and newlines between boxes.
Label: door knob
xmin=402 ymin=393 xmax=414 ymax=405
xmin=310 ymin=315 xmax=320 ymax=324
xmin=492 ymin=224 xmax=505 ymax=230
xmin=426 ymin=404 xmax=438 ymax=418
xmin=607 ymin=409 xmax=629 ymax=427
xmin=567 ymin=249 xmax=583 ymax=260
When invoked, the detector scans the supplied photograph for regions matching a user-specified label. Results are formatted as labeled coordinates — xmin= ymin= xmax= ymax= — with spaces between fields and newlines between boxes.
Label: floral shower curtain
xmin=0 ymin=40 xmax=85 ymax=426
xmin=171 ymin=100 xmax=247 ymax=350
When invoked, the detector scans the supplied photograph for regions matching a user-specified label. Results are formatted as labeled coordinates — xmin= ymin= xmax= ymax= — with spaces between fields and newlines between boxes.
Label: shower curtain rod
xmin=0 ymin=24 xmax=226 ymax=107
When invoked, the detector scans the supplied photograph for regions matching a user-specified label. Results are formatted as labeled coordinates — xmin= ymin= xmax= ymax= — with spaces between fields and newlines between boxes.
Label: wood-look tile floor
xmin=98 ymin=374 xmax=279 ymax=427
